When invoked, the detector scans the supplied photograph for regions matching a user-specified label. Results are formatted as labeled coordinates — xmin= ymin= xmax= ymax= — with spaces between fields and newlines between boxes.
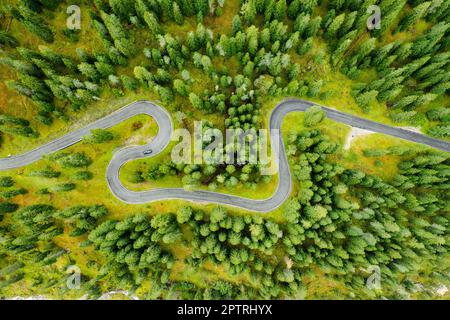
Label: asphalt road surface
xmin=1 ymin=99 xmax=449 ymax=212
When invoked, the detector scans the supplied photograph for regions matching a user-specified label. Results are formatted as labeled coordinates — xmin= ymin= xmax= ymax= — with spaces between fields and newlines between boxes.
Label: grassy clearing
xmin=340 ymin=133 xmax=429 ymax=180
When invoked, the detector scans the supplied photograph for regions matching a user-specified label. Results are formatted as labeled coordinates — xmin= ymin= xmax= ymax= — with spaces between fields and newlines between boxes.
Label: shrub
xmin=0 ymin=176 xmax=14 ymax=187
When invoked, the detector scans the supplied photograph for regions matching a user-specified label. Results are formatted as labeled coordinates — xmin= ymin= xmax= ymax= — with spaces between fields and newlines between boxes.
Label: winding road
xmin=0 ymin=99 xmax=449 ymax=212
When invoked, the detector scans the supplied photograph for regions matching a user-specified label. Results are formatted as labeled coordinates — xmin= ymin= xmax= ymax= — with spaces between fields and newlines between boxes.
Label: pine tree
xmin=274 ymin=0 xmax=287 ymax=21
xmin=396 ymin=1 xmax=432 ymax=33
xmin=173 ymin=79 xmax=188 ymax=96
xmin=114 ymin=38 xmax=137 ymax=58
xmin=22 ymin=18 xmax=54 ymax=43
xmin=189 ymin=92 xmax=204 ymax=109
xmin=179 ymin=0 xmax=195 ymax=16
xmin=120 ymin=75 xmax=138 ymax=91
xmin=264 ymin=0 xmax=275 ymax=22
xmin=135 ymin=0 xmax=149 ymax=21
xmin=338 ymin=11 xmax=357 ymax=38
xmin=0 ymin=176 xmax=14 ymax=187
xmin=88 ymin=129 xmax=114 ymax=143
xmin=95 ymin=61 xmax=115 ymax=77
xmin=427 ymin=125 xmax=450 ymax=137
xmin=392 ymin=95 xmax=418 ymax=110
xmin=109 ymin=0 xmax=136 ymax=21
xmin=100 ymin=11 xmax=126 ymax=40
xmin=356 ymin=90 xmax=378 ymax=112
xmin=173 ymin=2 xmax=184 ymax=25
xmin=210 ymin=207 xmax=227 ymax=223
xmin=297 ymin=37 xmax=313 ymax=55
xmin=325 ymin=13 xmax=345 ymax=40
xmin=288 ymin=0 xmax=301 ymax=19
xmin=232 ymin=15 xmax=242 ymax=35
xmin=294 ymin=13 xmax=310 ymax=36
xmin=14 ymin=5 xmax=54 ymax=43
xmin=411 ymin=22 xmax=449 ymax=58
xmin=430 ymin=81 xmax=450 ymax=95
xmin=177 ymin=206 xmax=193 ymax=224
xmin=300 ymin=0 xmax=319 ymax=14
xmin=307 ymin=79 xmax=323 ymax=97
xmin=304 ymin=105 xmax=325 ymax=126
xmin=94 ymin=0 xmax=109 ymax=11
xmin=160 ymin=0 xmax=174 ymax=19
xmin=78 ymin=63 xmax=100 ymax=81
xmin=354 ymin=37 xmax=377 ymax=65
xmin=331 ymin=39 xmax=352 ymax=66
xmin=305 ymin=16 xmax=322 ymax=38
xmin=243 ymin=0 xmax=257 ymax=24
xmin=378 ymin=86 xmax=403 ymax=103
xmin=0 ymin=31 xmax=19 ymax=47
xmin=144 ymin=12 xmax=162 ymax=35
xmin=322 ymin=8 xmax=336 ymax=29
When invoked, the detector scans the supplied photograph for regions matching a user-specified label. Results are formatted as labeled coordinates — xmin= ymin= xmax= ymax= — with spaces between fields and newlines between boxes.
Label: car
xmin=143 ymin=149 xmax=153 ymax=155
